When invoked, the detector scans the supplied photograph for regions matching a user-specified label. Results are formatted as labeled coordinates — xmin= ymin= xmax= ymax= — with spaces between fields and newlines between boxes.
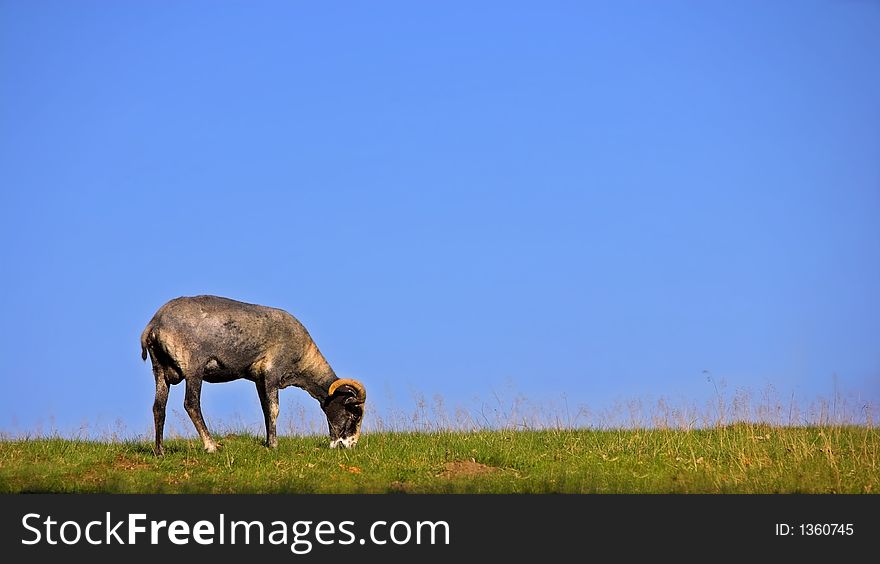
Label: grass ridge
xmin=0 ymin=424 xmax=876 ymax=493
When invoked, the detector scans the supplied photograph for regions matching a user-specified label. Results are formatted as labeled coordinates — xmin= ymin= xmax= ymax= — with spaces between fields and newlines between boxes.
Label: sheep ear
xmin=331 ymin=384 xmax=365 ymax=405
xmin=343 ymin=393 xmax=365 ymax=406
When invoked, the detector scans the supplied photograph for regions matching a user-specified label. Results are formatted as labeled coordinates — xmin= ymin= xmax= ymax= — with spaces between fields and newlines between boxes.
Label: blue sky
xmin=1 ymin=1 xmax=878 ymax=436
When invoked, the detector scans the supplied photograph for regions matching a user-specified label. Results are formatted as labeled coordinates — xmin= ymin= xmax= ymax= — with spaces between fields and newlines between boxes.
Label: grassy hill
xmin=0 ymin=424 xmax=876 ymax=493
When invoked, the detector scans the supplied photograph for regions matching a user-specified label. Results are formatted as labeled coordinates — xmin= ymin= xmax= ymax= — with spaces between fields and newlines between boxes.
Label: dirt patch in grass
xmin=438 ymin=460 xmax=499 ymax=479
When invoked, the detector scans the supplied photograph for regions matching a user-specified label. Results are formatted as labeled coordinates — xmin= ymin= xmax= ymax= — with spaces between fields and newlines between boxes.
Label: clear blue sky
xmin=1 ymin=1 xmax=878 ymax=436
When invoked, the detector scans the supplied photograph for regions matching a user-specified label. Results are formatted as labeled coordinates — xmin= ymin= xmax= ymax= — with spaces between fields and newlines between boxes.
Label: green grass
xmin=0 ymin=425 xmax=876 ymax=493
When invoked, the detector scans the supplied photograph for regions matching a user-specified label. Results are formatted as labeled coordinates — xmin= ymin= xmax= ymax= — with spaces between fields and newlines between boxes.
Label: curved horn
xmin=328 ymin=378 xmax=366 ymax=403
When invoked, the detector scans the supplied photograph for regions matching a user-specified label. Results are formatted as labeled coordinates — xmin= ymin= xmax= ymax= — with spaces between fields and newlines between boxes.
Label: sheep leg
xmin=184 ymin=375 xmax=217 ymax=453
xmin=152 ymin=370 xmax=169 ymax=456
xmin=256 ymin=378 xmax=279 ymax=449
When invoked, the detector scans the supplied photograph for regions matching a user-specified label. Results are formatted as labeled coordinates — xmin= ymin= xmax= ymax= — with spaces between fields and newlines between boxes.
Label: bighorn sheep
xmin=141 ymin=295 xmax=366 ymax=454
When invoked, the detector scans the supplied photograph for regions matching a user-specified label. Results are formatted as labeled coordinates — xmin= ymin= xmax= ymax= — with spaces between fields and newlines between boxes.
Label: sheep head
xmin=322 ymin=379 xmax=366 ymax=448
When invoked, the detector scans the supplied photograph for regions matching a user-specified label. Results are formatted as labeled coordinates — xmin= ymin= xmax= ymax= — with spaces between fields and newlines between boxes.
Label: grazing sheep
xmin=141 ymin=295 xmax=365 ymax=454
